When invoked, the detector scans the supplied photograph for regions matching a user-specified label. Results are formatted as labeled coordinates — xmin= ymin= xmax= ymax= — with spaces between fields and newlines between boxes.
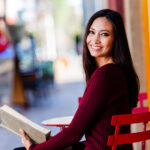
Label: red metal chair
xmin=132 ymin=92 xmax=148 ymax=114
xmin=132 ymin=92 xmax=149 ymax=149
xmin=107 ymin=112 xmax=150 ymax=150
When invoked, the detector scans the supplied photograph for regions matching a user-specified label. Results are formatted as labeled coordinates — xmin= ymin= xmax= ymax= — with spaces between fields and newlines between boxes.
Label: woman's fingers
xmin=20 ymin=129 xmax=26 ymax=137
xmin=19 ymin=129 xmax=32 ymax=150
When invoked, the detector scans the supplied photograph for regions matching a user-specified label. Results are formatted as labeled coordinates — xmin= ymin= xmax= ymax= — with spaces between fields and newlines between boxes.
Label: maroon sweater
xmin=30 ymin=64 xmax=132 ymax=150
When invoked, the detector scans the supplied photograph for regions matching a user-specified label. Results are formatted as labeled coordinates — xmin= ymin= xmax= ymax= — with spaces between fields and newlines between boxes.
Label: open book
xmin=0 ymin=105 xmax=50 ymax=144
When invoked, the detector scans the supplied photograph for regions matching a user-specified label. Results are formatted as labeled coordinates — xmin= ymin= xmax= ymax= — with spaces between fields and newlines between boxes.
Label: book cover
xmin=0 ymin=105 xmax=50 ymax=144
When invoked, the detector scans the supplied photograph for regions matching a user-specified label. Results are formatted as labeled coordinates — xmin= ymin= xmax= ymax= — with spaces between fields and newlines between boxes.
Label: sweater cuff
xmin=29 ymin=144 xmax=37 ymax=150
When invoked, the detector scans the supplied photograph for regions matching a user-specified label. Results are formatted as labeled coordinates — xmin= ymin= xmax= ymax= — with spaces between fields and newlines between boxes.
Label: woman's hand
xmin=20 ymin=129 xmax=33 ymax=150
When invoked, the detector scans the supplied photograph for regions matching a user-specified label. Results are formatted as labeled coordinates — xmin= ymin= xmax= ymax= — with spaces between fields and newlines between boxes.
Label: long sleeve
xmin=29 ymin=64 xmax=130 ymax=150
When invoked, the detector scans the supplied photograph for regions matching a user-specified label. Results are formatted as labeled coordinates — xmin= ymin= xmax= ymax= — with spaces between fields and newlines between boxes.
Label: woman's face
xmin=86 ymin=17 xmax=114 ymax=65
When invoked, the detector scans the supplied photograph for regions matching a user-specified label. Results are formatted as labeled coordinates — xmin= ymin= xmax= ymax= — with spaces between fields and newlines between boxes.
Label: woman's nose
xmin=93 ymin=34 xmax=101 ymax=44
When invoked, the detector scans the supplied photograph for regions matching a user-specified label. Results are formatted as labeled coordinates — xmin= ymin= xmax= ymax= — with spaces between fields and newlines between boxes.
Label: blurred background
xmin=0 ymin=0 xmax=150 ymax=149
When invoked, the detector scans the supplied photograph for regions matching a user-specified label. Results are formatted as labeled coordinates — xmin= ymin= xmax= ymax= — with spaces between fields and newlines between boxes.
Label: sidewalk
xmin=0 ymin=81 xmax=85 ymax=150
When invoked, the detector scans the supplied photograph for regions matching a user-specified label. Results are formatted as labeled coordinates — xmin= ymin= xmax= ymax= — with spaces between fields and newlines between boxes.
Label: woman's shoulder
xmin=94 ymin=63 xmax=124 ymax=76
xmin=88 ymin=63 xmax=126 ymax=84
xmin=87 ymin=63 xmax=126 ymax=89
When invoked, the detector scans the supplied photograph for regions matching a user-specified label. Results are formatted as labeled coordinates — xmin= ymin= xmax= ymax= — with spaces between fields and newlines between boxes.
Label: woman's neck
xmin=96 ymin=57 xmax=114 ymax=68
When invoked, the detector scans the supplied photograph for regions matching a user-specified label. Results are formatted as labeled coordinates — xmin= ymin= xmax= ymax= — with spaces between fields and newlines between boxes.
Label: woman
xmin=19 ymin=9 xmax=139 ymax=150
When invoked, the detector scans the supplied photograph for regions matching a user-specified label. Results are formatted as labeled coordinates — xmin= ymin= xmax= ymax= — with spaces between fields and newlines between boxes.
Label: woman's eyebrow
xmin=89 ymin=27 xmax=95 ymax=30
xmin=90 ymin=27 xmax=110 ymax=32
xmin=100 ymin=29 xmax=109 ymax=32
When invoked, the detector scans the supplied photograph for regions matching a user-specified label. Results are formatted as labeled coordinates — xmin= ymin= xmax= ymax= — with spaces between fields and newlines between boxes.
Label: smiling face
xmin=86 ymin=17 xmax=114 ymax=67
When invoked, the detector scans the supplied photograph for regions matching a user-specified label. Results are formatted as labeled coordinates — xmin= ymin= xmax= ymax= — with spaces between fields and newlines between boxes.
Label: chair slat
xmin=111 ymin=112 xmax=150 ymax=126
xmin=107 ymin=130 xmax=150 ymax=145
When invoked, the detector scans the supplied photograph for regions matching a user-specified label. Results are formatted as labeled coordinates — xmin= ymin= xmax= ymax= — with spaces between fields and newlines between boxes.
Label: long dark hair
xmin=82 ymin=9 xmax=140 ymax=108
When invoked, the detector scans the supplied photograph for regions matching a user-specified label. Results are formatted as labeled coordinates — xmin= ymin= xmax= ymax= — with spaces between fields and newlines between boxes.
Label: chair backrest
xmin=132 ymin=92 xmax=148 ymax=114
xmin=107 ymin=112 xmax=150 ymax=150
xmin=78 ymin=97 xmax=82 ymax=103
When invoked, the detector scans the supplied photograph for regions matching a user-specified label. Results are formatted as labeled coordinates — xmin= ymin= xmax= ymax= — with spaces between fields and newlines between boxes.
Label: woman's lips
xmin=91 ymin=45 xmax=103 ymax=51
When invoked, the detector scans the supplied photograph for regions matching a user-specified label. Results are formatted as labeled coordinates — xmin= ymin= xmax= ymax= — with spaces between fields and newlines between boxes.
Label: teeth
xmin=92 ymin=46 xmax=102 ymax=50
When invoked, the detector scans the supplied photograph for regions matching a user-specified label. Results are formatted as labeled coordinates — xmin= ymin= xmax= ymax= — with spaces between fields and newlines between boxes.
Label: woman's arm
xmin=22 ymin=69 xmax=110 ymax=150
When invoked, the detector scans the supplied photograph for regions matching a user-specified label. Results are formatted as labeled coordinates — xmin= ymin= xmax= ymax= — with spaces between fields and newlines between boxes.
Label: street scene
xmin=0 ymin=0 xmax=150 ymax=150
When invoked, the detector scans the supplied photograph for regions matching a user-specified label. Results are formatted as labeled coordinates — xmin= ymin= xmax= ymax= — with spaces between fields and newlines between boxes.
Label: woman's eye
xmin=89 ymin=30 xmax=94 ymax=34
xmin=101 ymin=33 xmax=109 ymax=36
